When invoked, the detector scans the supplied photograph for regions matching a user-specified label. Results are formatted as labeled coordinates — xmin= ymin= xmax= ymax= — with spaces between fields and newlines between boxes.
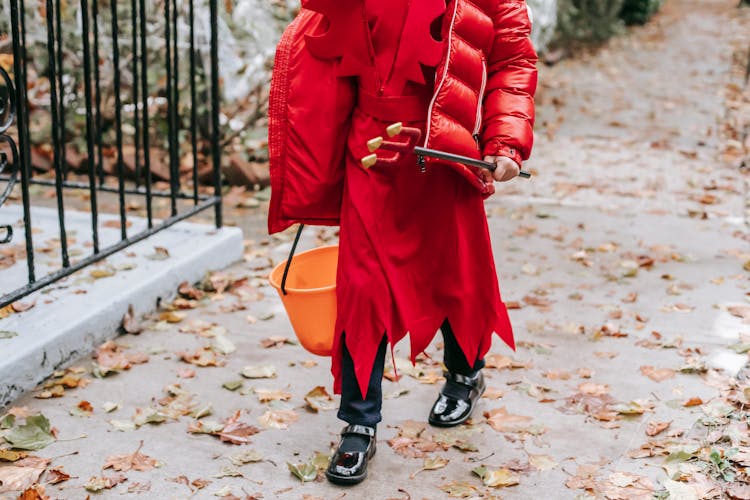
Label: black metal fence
xmin=0 ymin=0 xmax=223 ymax=308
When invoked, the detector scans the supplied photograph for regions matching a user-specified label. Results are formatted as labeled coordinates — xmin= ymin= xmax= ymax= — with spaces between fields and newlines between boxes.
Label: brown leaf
xmin=178 ymin=281 xmax=204 ymax=300
xmin=11 ymin=301 xmax=35 ymax=313
xmin=484 ymin=407 xmax=534 ymax=433
xmin=146 ymin=246 xmax=170 ymax=261
xmin=219 ymin=411 xmax=261 ymax=445
xmin=121 ymin=305 xmax=143 ymax=334
xmin=728 ymin=483 xmax=750 ymax=500
xmin=485 ymin=354 xmax=531 ymax=370
xmin=528 ymin=454 xmax=557 ymax=471
xmin=191 ymin=478 xmax=211 ymax=490
xmin=254 ymin=388 xmax=292 ymax=403
xmin=159 ymin=311 xmax=186 ymax=323
xmin=640 ymin=365 xmax=676 ymax=382
xmin=45 ymin=466 xmax=71 ymax=484
xmin=178 ymin=347 xmax=223 ymax=367
xmin=523 ymin=295 xmax=553 ymax=308
xmin=439 ymin=481 xmax=479 ymax=498
xmin=104 ymin=441 xmax=160 ymax=472
xmin=34 ymin=386 xmax=64 ymax=399
xmin=84 ymin=474 xmax=127 ymax=492
xmin=543 ymin=370 xmax=572 ymax=380
xmin=683 ymin=397 xmax=703 ymax=407
xmin=728 ymin=305 xmax=750 ymax=322
xmin=577 ymin=383 xmax=610 ymax=396
xmin=258 ymin=410 xmax=298 ymax=430
xmin=645 ymin=421 xmax=671 ymax=437
xmin=599 ymin=471 xmax=654 ymax=499
xmin=17 ymin=484 xmax=49 ymax=500
xmin=0 ymin=450 xmax=28 ymax=462
xmin=93 ymin=341 xmax=136 ymax=375
xmin=482 ymin=387 xmax=505 ymax=399
xmin=304 ymin=386 xmax=336 ymax=412
xmin=127 ymin=481 xmax=151 ymax=494
xmin=260 ymin=336 xmax=294 ymax=348
xmin=565 ymin=464 xmax=599 ymax=491
xmin=0 ymin=459 xmax=48 ymax=494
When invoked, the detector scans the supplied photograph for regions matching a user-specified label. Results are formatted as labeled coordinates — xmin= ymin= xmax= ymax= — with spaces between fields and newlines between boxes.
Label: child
xmin=268 ymin=0 xmax=537 ymax=485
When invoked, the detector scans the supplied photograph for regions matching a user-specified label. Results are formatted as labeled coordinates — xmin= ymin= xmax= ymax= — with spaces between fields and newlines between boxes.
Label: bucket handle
xmin=281 ymin=224 xmax=304 ymax=296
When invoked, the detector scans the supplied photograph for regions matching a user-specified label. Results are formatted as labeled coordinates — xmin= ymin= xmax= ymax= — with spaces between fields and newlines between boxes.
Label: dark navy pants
xmin=337 ymin=320 xmax=485 ymax=427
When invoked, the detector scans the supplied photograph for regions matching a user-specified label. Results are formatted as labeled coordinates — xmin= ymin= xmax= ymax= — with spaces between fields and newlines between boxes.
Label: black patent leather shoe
xmin=428 ymin=370 xmax=486 ymax=427
xmin=325 ymin=424 xmax=377 ymax=485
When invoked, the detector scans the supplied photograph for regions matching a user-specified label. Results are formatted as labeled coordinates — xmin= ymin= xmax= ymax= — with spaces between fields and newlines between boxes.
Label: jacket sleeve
xmin=480 ymin=1 xmax=538 ymax=166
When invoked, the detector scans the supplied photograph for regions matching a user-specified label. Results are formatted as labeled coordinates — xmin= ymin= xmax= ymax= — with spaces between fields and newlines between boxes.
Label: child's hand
xmin=483 ymin=156 xmax=520 ymax=182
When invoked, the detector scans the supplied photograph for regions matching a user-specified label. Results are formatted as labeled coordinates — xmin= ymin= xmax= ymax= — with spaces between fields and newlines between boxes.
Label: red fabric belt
xmin=357 ymin=88 xmax=429 ymax=123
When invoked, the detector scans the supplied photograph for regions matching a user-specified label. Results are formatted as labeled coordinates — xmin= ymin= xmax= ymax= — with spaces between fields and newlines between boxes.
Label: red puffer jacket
xmin=268 ymin=0 xmax=537 ymax=234
xmin=426 ymin=0 xmax=537 ymax=194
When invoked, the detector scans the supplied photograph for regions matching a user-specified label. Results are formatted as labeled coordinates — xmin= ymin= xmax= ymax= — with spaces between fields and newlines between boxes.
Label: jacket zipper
xmin=472 ymin=57 xmax=487 ymax=147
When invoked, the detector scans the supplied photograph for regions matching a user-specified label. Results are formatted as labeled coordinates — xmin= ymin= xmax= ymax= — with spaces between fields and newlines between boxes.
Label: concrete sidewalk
xmin=1 ymin=0 xmax=749 ymax=499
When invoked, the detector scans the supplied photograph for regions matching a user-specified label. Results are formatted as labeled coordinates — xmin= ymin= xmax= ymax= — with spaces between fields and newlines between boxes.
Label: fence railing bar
xmin=210 ymin=0 xmax=222 ymax=229
xmin=0 ymin=196 xmax=222 ymax=309
xmin=172 ymin=0 xmax=180 ymax=205
xmin=139 ymin=0 xmax=153 ymax=229
xmin=18 ymin=0 xmax=31 ymax=184
xmin=80 ymin=0 xmax=100 ymax=255
xmin=0 ymin=175 xmax=213 ymax=201
xmin=45 ymin=0 xmax=70 ymax=269
xmin=55 ymin=0 xmax=67 ymax=181
xmin=130 ymin=0 xmax=142 ymax=189
xmin=189 ymin=0 xmax=198 ymax=206
xmin=92 ymin=0 xmax=104 ymax=188
xmin=164 ymin=0 xmax=177 ymax=216
xmin=110 ymin=0 xmax=128 ymax=241
xmin=10 ymin=0 xmax=34 ymax=283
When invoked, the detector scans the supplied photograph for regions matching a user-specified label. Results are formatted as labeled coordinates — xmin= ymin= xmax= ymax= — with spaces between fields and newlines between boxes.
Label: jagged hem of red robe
xmin=331 ymin=303 xmax=515 ymax=399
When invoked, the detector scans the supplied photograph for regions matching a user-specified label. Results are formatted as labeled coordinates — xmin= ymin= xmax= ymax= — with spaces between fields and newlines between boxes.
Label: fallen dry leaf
xmin=646 ymin=421 xmax=671 ymax=437
xmin=218 ymin=411 xmax=261 ymax=444
xmin=84 ymin=474 xmax=127 ymax=492
xmin=484 ymin=407 xmax=535 ymax=433
xmin=178 ymin=347 xmax=223 ymax=367
xmin=599 ymin=471 xmax=654 ymax=499
xmin=304 ymin=386 xmax=336 ymax=412
xmin=528 ymin=454 xmax=558 ymax=471
xmin=45 ymin=466 xmax=71 ymax=484
xmin=640 ymin=365 xmax=676 ymax=382
xmin=254 ymin=388 xmax=292 ymax=403
xmin=104 ymin=441 xmax=160 ymax=472
xmin=259 ymin=410 xmax=298 ymax=429
xmin=241 ymin=364 xmax=277 ymax=379
xmin=121 ymin=305 xmax=143 ymax=334
xmin=260 ymin=336 xmax=294 ymax=348
xmin=17 ymin=484 xmax=49 ymax=500
xmin=473 ymin=465 xmax=520 ymax=487
xmin=0 ymin=458 xmax=49 ymax=494
xmin=410 ymin=455 xmax=449 ymax=478
xmin=439 ymin=481 xmax=479 ymax=498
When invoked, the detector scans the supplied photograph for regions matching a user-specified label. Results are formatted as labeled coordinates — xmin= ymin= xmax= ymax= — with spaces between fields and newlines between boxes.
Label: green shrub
xmin=554 ymin=0 xmax=626 ymax=49
xmin=619 ymin=0 xmax=662 ymax=25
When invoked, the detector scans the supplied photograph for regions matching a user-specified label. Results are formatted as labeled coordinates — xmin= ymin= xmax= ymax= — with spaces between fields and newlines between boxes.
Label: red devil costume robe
xmin=268 ymin=0 xmax=538 ymax=399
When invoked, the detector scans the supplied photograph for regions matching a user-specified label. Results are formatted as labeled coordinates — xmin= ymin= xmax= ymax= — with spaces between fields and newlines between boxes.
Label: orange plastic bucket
xmin=269 ymin=245 xmax=338 ymax=356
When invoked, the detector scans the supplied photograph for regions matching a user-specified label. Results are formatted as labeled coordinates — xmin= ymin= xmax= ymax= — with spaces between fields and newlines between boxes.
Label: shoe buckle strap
xmin=443 ymin=371 xmax=480 ymax=388
xmin=342 ymin=424 xmax=376 ymax=438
